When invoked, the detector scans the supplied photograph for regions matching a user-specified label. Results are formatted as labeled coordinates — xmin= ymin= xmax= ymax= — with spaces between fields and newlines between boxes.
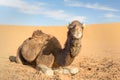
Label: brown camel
xmin=16 ymin=20 xmax=84 ymax=69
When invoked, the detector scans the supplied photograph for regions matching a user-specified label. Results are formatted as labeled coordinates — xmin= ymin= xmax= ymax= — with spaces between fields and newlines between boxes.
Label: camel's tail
xmin=9 ymin=56 xmax=16 ymax=62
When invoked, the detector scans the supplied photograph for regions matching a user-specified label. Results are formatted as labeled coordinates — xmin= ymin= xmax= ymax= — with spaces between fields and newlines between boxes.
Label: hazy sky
xmin=0 ymin=0 xmax=120 ymax=26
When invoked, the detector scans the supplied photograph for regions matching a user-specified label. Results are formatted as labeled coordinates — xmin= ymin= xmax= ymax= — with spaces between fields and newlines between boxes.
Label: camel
xmin=16 ymin=20 xmax=84 ymax=70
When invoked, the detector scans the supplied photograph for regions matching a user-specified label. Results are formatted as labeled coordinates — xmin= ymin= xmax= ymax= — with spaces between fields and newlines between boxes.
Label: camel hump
xmin=32 ymin=30 xmax=44 ymax=38
xmin=32 ymin=30 xmax=53 ymax=39
xmin=18 ymin=30 xmax=53 ymax=63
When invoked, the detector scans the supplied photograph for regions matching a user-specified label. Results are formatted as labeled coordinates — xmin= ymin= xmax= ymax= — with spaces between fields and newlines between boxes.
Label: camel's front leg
xmin=35 ymin=53 xmax=54 ymax=76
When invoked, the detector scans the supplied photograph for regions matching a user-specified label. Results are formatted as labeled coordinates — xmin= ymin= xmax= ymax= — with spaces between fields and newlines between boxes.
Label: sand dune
xmin=0 ymin=23 xmax=120 ymax=80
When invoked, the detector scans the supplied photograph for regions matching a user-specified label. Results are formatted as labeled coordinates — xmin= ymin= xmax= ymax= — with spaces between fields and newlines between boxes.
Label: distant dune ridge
xmin=0 ymin=23 xmax=120 ymax=80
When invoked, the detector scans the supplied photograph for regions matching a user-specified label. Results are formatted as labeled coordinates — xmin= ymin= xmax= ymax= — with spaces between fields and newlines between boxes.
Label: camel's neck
xmin=63 ymin=33 xmax=81 ymax=66
xmin=53 ymin=31 xmax=82 ymax=68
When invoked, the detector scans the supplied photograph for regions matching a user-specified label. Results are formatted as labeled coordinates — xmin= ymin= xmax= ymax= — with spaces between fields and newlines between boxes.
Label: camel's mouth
xmin=73 ymin=31 xmax=83 ymax=39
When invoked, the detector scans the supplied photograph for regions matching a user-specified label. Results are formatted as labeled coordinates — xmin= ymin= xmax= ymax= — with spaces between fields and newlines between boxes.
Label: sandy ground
xmin=0 ymin=23 xmax=120 ymax=80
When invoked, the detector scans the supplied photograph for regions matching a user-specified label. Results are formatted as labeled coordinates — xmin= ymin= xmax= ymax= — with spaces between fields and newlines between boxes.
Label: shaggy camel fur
xmin=16 ymin=20 xmax=84 ymax=69
xmin=16 ymin=30 xmax=62 ymax=67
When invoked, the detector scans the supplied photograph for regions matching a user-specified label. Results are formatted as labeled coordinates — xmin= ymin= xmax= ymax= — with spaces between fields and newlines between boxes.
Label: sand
xmin=0 ymin=23 xmax=120 ymax=80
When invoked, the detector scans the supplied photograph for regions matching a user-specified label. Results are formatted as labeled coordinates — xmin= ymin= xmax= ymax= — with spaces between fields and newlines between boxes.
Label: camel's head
xmin=68 ymin=20 xmax=84 ymax=39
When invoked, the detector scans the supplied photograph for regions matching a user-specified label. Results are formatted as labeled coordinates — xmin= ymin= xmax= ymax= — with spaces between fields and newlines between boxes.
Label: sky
xmin=0 ymin=0 xmax=120 ymax=26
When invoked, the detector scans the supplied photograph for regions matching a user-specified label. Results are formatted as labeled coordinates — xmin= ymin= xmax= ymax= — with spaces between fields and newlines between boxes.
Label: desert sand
xmin=0 ymin=23 xmax=120 ymax=80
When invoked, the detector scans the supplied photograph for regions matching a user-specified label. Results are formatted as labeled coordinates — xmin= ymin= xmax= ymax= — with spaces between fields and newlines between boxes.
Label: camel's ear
xmin=82 ymin=23 xmax=86 ymax=29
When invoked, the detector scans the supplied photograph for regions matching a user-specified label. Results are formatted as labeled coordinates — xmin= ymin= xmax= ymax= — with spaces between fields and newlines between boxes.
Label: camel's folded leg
xmin=16 ymin=46 xmax=24 ymax=64
xmin=35 ymin=53 xmax=55 ymax=76
xmin=16 ymin=53 xmax=23 ymax=64
xmin=36 ymin=53 xmax=54 ymax=68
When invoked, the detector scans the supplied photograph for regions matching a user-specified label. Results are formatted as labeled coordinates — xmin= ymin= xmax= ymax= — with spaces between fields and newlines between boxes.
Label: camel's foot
xmin=36 ymin=65 xmax=54 ymax=76
xmin=54 ymin=66 xmax=79 ymax=75
xmin=63 ymin=66 xmax=79 ymax=75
